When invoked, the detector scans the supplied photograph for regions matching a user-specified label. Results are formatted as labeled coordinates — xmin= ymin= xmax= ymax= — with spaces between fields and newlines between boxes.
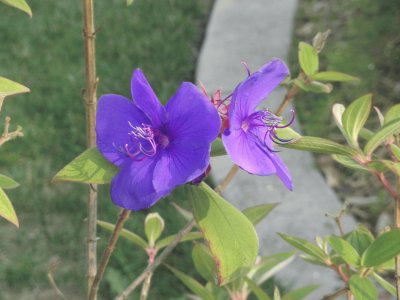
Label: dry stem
xmin=0 ymin=116 xmax=23 ymax=147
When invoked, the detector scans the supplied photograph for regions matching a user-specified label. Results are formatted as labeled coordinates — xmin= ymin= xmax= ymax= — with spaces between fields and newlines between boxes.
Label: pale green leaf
xmin=242 ymin=203 xmax=278 ymax=226
xmin=188 ymin=183 xmax=258 ymax=285
xmin=274 ymin=287 xmax=282 ymax=300
xmin=144 ymin=213 xmax=164 ymax=247
xmin=327 ymin=236 xmax=360 ymax=267
xmin=342 ymin=94 xmax=372 ymax=147
xmin=0 ymin=0 xmax=31 ymax=16
xmin=245 ymin=277 xmax=271 ymax=300
xmin=126 ymin=0 xmax=134 ymax=6
xmin=192 ymin=243 xmax=216 ymax=282
xmin=385 ymin=104 xmax=400 ymax=124
xmin=53 ymin=147 xmax=118 ymax=184
xmin=283 ymin=136 xmax=358 ymax=156
xmin=294 ymin=78 xmax=332 ymax=94
xmin=0 ymin=188 xmax=18 ymax=227
xmin=372 ymin=272 xmax=396 ymax=297
xmin=155 ymin=231 xmax=202 ymax=250
xmin=312 ymin=71 xmax=358 ymax=82
xmin=275 ymin=126 xmax=301 ymax=142
xmin=0 ymin=76 xmax=30 ymax=98
xmin=165 ymin=265 xmax=214 ymax=300
xmin=390 ymin=144 xmax=400 ymax=161
xmin=361 ymin=229 xmax=400 ymax=267
xmin=364 ymin=118 xmax=400 ymax=156
xmin=97 ymin=220 xmax=147 ymax=249
xmin=349 ymin=275 xmax=377 ymax=300
xmin=298 ymin=42 xmax=318 ymax=76
xmin=282 ymin=285 xmax=319 ymax=300
xmin=278 ymin=233 xmax=327 ymax=262
xmin=332 ymin=155 xmax=369 ymax=171
xmin=211 ymin=138 xmax=226 ymax=156
xmin=0 ymin=174 xmax=19 ymax=189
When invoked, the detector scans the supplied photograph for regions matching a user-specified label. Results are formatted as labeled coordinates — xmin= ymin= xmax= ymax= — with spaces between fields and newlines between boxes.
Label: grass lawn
xmin=0 ymin=0 xmax=212 ymax=299
xmin=290 ymin=0 xmax=400 ymax=227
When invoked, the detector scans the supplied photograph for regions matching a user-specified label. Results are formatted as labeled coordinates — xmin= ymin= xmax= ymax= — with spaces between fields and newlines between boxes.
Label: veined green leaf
xmin=372 ymin=272 xmax=396 ymax=297
xmin=53 ymin=147 xmax=118 ymax=184
xmin=0 ymin=76 xmax=30 ymax=98
xmin=189 ymin=183 xmax=258 ymax=285
xmin=97 ymin=220 xmax=147 ymax=249
xmin=359 ymin=128 xmax=374 ymax=141
xmin=385 ymin=104 xmax=400 ymax=124
xmin=0 ymin=188 xmax=18 ymax=227
xmin=364 ymin=118 xmax=400 ymax=156
xmin=192 ymin=243 xmax=216 ymax=282
xmin=283 ymin=136 xmax=358 ymax=156
xmin=377 ymin=160 xmax=400 ymax=176
xmin=361 ymin=229 xmax=400 ymax=267
xmin=298 ymin=42 xmax=318 ymax=76
xmin=349 ymin=275 xmax=377 ymax=300
xmin=245 ymin=277 xmax=271 ymax=300
xmin=342 ymin=94 xmax=372 ymax=147
xmin=278 ymin=233 xmax=327 ymax=262
xmin=282 ymin=285 xmax=319 ymax=300
xmin=0 ymin=174 xmax=19 ymax=189
xmin=312 ymin=71 xmax=359 ymax=82
xmin=155 ymin=231 xmax=202 ymax=250
xmin=294 ymin=78 xmax=332 ymax=94
xmin=242 ymin=203 xmax=279 ymax=226
xmin=390 ymin=144 xmax=400 ymax=161
xmin=165 ymin=265 xmax=214 ymax=300
xmin=211 ymin=138 xmax=226 ymax=156
xmin=327 ymin=236 xmax=360 ymax=267
xmin=345 ymin=225 xmax=374 ymax=255
xmin=0 ymin=0 xmax=31 ymax=16
xmin=332 ymin=155 xmax=369 ymax=171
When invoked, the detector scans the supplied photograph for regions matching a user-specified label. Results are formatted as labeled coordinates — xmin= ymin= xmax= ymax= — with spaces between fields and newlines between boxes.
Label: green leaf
xmin=211 ymin=138 xmax=226 ymax=156
xmin=0 ymin=76 xmax=30 ymax=98
xmin=385 ymin=104 xmax=400 ymax=124
xmin=294 ymin=79 xmax=332 ymax=94
xmin=245 ymin=277 xmax=271 ymax=300
xmin=345 ymin=225 xmax=374 ymax=255
xmin=312 ymin=71 xmax=359 ymax=82
xmin=155 ymin=231 xmax=202 ymax=250
xmin=165 ymin=265 xmax=214 ymax=300
xmin=359 ymin=128 xmax=374 ymax=141
xmin=372 ymin=272 xmax=396 ymax=297
xmin=126 ymin=0 xmax=134 ymax=6
xmin=377 ymin=160 xmax=400 ymax=176
xmin=349 ymin=275 xmax=377 ymax=300
xmin=278 ymin=233 xmax=327 ymax=262
xmin=0 ymin=188 xmax=18 ymax=227
xmin=298 ymin=42 xmax=319 ymax=76
xmin=0 ymin=174 xmax=19 ymax=189
xmin=342 ymin=94 xmax=372 ymax=147
xmin=390 ymin=144 xmax=400 ymax=161
xmin=0 ymin=0 xmax=31 ymax=16
xmin=283 ymin=136 xmax=358 ymax=156
xmin=361 ymin=229 xmax=400 ymax=267
xmin=364 ymin=118 xmax=400 ymax=156
xmin=170 ymin=202 xmax=193 ymax=221
xmin=192 ymin=243 xmax=216 ymax=282
xmin=327 ymin=236 xmax=360 ymax=267
xmin=144 ymin=213 xmax=164 ymax=247
xmin=249 ymin=251 xmax=295 ymax=285
xmin=282 ymin=285 xmax=319 ymax=300
xmin=242 ymin=203 xmax=279 ymax=226
xmin=275 ymin=126 xmax=301 ymax=141
xmin=188 ymin=183 xmax=258 ymax=285
xmin=53 ymin=147 xmax=118 ymax=184
xmin=97 ymin=220 xmax=147 ymax=249
xmin=274 ymin=287 xmax=282 ymax=300
xmin=332 ymin=155 xmax=369 ymax=171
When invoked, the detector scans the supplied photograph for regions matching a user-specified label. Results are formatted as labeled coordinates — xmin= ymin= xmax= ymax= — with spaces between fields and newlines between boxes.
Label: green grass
xmin=0 ymin=0 xmax=212 ymax=299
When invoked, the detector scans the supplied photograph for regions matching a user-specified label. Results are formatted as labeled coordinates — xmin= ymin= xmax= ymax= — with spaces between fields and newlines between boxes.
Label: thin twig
xmin=0 ymin=116 xmax=23 ymax=147
xmin=89 ymin=209 xmax=131 ymax=300
xmin=321 ymin=287 xmax=348 ymax=300
xmin=139 ymin=271 xmax=153 ymax=300
xmin=48 ymin=258 xmax=68 ymax=300
xmin=275 ymin=84 xmax=300 ymax=116
xmin=214 ymin=165 xmax=239 ymax=193
xmin=82 ymin=0 xmax=98 ymax=296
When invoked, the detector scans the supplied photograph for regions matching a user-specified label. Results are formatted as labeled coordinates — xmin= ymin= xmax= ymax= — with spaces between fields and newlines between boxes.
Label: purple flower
xmin=96 ymin=69 xmax=220 ymax=210
xmin=222 ymin=59 xmax=293 ymax=190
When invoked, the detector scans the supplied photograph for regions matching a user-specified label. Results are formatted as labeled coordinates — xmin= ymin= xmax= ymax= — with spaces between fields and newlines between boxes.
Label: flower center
xmin=115 ymin=122 xmax=169 ymax=160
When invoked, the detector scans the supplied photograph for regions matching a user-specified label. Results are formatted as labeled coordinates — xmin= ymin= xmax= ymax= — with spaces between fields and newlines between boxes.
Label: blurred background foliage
xmin=1 ymin=0 xmax=399 ymax=299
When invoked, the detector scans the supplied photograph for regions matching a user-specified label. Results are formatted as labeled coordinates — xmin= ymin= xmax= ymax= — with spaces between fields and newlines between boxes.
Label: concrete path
xmin=196 ymin=0 xmax=354 ymax=298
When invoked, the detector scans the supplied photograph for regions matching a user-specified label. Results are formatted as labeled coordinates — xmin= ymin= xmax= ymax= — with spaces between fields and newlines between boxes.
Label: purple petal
xmin=165 ymin=82 xmax=220 ymax=143
xmin=152 ymin=139 xmax=210 ymax=193
xmin=110 ymin=157 xmax=168 ymax=210
xmin=222 ymin=127 xmax=276 ymax=175
xmin=269 ymin=153 xmax=293 ymax=191
xmin=96 ymin=94 xmax=150 ymax=166
xmin=131 ymin=69 xmax=166 ymax=127
xmin=230 ymin=59 xmax=289 ymax=125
